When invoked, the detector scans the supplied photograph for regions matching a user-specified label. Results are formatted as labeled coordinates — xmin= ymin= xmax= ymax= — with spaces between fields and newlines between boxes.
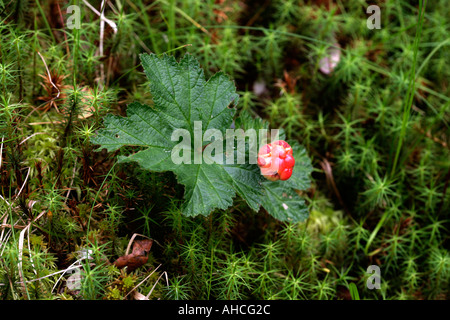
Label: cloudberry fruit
xmin=257 ymin=140 xmax=295 ymax=181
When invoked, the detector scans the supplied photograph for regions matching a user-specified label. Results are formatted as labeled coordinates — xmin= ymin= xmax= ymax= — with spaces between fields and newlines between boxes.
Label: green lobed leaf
xmin=92 ymin=53 xmax=312 ymax=222
xmin=261 ymin=182 xmax=309 ymax=223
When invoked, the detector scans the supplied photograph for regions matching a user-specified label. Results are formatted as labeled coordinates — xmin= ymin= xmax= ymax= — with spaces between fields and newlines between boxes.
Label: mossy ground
xmin=0 ymin=0 xmax=448 ymax=300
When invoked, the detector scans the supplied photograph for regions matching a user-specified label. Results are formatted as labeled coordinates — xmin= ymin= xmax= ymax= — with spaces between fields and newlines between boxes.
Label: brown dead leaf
xmin=132 ymin=239 xmax=153 ymax=255
xmin=113 ymin=239 xmax=153 ymax=272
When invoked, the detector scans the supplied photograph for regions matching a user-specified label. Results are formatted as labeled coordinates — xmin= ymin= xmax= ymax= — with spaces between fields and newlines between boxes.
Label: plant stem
xmin=390 ymin=0 xmax=426 ymax=178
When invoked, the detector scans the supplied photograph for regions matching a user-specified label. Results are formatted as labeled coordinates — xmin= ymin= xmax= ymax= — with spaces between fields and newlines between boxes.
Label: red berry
xmin=257 ymin=140 xmax=295 ymax=181
xmin=279 ymin=167 xmax=293 ymax=180
xmin=257 ymin=156 xmax=266 ymax=167
xmin=259 ymin=144 xmax=271 ymax=154
xmin=273 ymin=140 xmax=289 ymax=148
xmin=284 ymin=154 xmax=295 ymax=168
xmin=274 ymin=145 xmax=286 ymax=159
